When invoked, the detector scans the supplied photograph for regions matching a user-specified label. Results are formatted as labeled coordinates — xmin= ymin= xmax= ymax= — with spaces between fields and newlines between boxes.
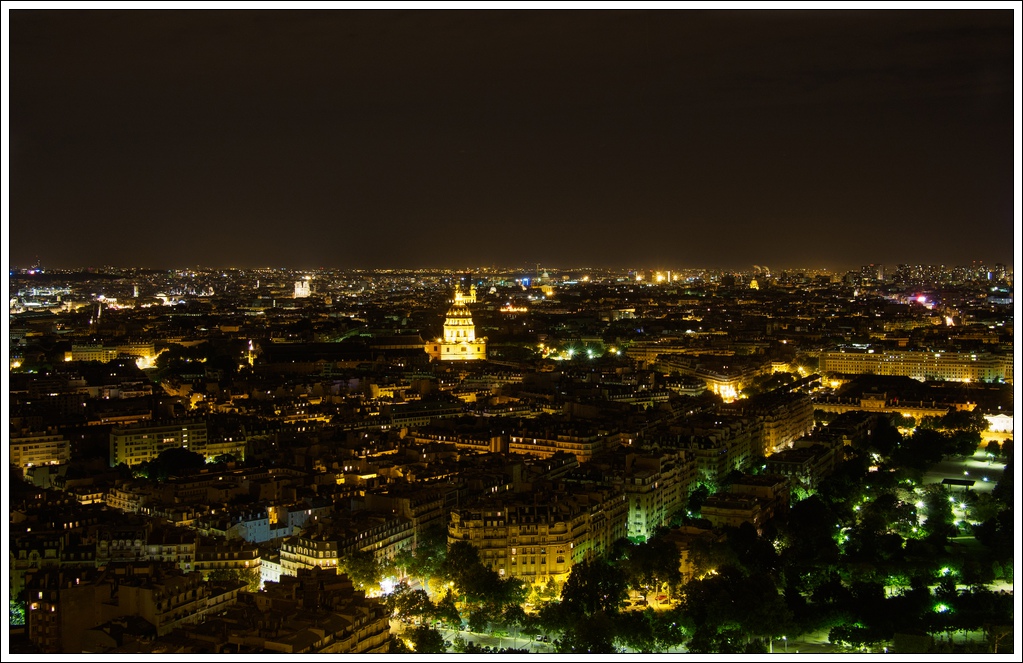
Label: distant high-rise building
xmin=860 ymin=263 xmax=884 ymax=284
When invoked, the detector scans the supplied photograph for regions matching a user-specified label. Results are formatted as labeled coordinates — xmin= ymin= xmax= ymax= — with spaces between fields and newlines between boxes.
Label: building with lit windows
xmin=701 ymin=474 xmax=790 ymax=534
xmin=425 ymin=284 xmax=487 ymax=361
xmin=279 ymin=514 xmax=414 ymax=578
xmin=249 ymin=568 xmax=392 ymax=654
xmin=194 ymin=538 xmax=261 ymax=578
xmin=9 ymin=433 xmax=71 ymax=474
xmin=447 ymin=486 xmax=628 ymax=588
xmin=650 ymin=353 xmax=773 ymax=401
xmin=675 ymin=415 xmax=759 ymax=485
xmin=819 ymin=350 xmax=1011 ymax=383
xmin=720 ymin=392 xmax=815 ymax=455
xmin=108 ymin=420 xmax=207 ymax=467
xmin=605 ymin=450 xmax=696 ymax=541
xmin=280 ymin=534 xmax=342 ymax=576
xmin=108 ymin=420 xmax=247 ymax=467
xmin=508 ymin=431 xmax=612 ymax=464
xmin=24 ymin=563 xmax=243 ymax=652
xmin=65 ymin=342 xmax=157 ymax=367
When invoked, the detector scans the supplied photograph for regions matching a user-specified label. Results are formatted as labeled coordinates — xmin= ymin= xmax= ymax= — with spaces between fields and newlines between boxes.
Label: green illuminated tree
xmin=434 ymin=587 xmax=462 ymax=628
xmin=9 ymin=599 xmax=26 ymax=627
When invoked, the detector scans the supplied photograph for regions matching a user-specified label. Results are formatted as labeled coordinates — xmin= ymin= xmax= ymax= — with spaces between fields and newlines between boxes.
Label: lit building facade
xmin=194 ymin=539 xmax=261 ymax=578
xmin=425 ymin=284 xmax=487 ymax=361
xmin=819 ymin=350 xmax=1011 ymax=383
xmin=9 ymin=433 xmax=71 ymax=474
xmin=66 ymin=342 xmax=157 ymax=367
xmin=109 ymin=420 xmax=206 ymax=467
xmin=279 ymin=515 xmax=414 ymax=578
xmin=108 ymin=420 xmax=246 ymax=467
xmin=508 ymin=432 xmax=612 ymax=464
xmin=612 ymin=451 xmax=695 ymax=541
xmin=447 ymin=488 xmax=628 ymax=587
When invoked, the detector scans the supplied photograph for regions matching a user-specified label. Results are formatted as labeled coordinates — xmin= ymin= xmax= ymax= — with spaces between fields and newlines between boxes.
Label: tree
xmin=890 ymin=413 xmax=916 ymax=430
xmin=920 ymin=485 xmax=955 ymax=540
xmin=10 ymin=599 xmax=26 ymax=626
xmin=340 ymin=549 xmax=381 ymax=590
xmin=782 ymin=495 xmax=841 ymax=564
xmin=828 ymin=624 xmax=887 ymax=651
xmin=815 ymin=409 xmax=839 ymax=425
xmin=725 ymin=522 xmax=779 ymax=578
xmin=138 ymin=446 xmax=207 ymax=480
xmin=747 ymin=454 xmax=769 ymax=475
xmin=732 ymin=572 xmax=793 ymax=645
xmin=501 ymin=603 xmax=527 ymax=631
xmin=392 ymin=523 xmax=447 ymax=593
xmin=439 ymin=540 xmax=482 ymax=587
xmin=434 ymin=587 xmax=462 ymax=629
xmin=559 ymin=558 xmax=629 ymax=617
xmin=893 ymin=428 xmax=950 ymax=470
xmin=405 ymin=624 xmax=449 ymax=653
xmin=950 ymin=430 xmax=981 ymax=457
xmin=614 ymin=609 xmax=658 ymax=652
xmin=206 ymin=567 xmax=261 ymax=592
xmin=686 ymin=484 xmax=711 ymax=516
xmin=990 ymin=461 xmax=1012 ymax=507
xmin=451 ymin=635 xmax=488 ymax=653
xmin=620 ymin=534 xmax=683 ymax=598
xmin=614 ymin=606 xmax=686 ymax=653
xmin=554 ymin=611 xmax=620 ymax=653
xmin=972 ymin=508 xmax=1014 ymax=563
xmin=939 ymin=409 xmax=988 ymax=433
xmin=860 ymin=491 xmax=916 ymax=536
xmin=386 ymin=581 xmax=434 ymax=624
xmin=681 ymin=566 xmax=791 ymax=652
xmin=686 ymin=534 xmax=740 ymax=581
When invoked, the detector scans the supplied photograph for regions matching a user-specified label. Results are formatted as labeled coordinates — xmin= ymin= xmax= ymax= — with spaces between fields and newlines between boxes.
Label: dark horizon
xmin=8 ymin=9 xmax=1018 ymax=271
xmin=6 ymin=259 xmax=1015 ymax=276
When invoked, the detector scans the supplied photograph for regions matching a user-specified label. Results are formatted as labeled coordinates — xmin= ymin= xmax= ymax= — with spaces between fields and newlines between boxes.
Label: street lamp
xmin=783 ymin=636 xmax=787 ymax=653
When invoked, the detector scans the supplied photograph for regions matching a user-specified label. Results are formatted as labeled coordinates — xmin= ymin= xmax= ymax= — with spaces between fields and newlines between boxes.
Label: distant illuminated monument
xmin=294 ymin=276 xmax=311 ymax=298
xmin=425 ymin=283 xmax=487 ymax=361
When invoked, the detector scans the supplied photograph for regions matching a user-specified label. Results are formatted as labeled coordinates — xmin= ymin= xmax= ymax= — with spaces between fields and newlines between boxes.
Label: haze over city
xmin=7 ymin=8 xmax=1017 ymax=271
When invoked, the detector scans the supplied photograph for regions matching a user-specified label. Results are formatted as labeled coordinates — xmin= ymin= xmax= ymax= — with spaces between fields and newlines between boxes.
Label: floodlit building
xmin=65 ymin=342 xmax=158 ymax=367
xmin=425 ymin=284 xmax=487 ymax=361
xmin=819 ymin=350 xmax=1011 ymax=383
xmin=447 ymin=487 xmax=628 ymax=587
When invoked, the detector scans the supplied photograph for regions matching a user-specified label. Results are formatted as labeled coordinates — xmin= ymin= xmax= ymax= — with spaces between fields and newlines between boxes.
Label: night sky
xmin=7 ymin=8 xmax=1018 ymax=271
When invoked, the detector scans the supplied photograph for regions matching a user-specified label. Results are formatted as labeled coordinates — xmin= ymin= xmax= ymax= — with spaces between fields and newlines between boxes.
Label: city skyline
xmin=7 ymin=7 xmax=1019 ymax=271
xmin=6 ymin=260 xmax=1015 ymax=278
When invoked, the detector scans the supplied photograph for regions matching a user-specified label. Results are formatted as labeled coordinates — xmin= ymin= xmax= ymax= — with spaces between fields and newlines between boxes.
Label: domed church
xmin=425 ymin=284 xmax=487 ymax=361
